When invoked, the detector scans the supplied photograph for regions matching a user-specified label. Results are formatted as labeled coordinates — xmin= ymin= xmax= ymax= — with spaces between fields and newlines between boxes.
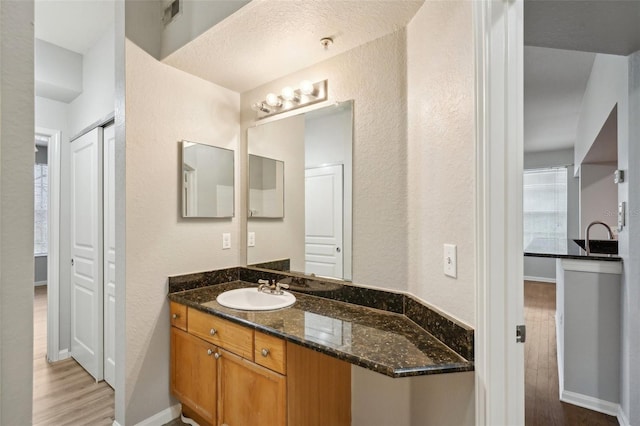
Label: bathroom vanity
xmin=525 ymin=238 xmax=622 ymax=414
xmin=168 ymin=267 xmax=474 ymax=426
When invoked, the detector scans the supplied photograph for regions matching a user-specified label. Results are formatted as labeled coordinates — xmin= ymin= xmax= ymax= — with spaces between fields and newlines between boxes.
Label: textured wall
xmin=0 ymin=0 xmax=34 ymax=423
xmin=241 ymin=29 xmax=408 ymax=292
xmin=124 ymin=40 xmax=241 ymax=424
xmin=407 ymin=0 xmax=475 ymax=327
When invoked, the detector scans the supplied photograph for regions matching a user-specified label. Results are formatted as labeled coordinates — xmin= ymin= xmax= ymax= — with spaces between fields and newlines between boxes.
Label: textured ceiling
xmin=524 ymin=0 xmax=640 ymax=55
xmin=163 ymin=0 xmax=424 ymax=92
xmin=524 ymin=46 xmax=595 ymax=153
xmin=35 ymin=0 xmax=115 ymax=54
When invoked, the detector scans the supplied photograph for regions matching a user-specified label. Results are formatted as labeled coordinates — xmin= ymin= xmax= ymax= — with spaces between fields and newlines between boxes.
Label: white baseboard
xmin=617 ymin=405 xmax=630 ymax=426
xmin=134 ymin=403 xmax=181 ymax=426
xmin=112 ymin=422 xmax=122 ymax=426
xmin=560 ymin=389 xmax=620 ymax=417
xmin=34 ymin=280 xmax=48 ymax=287
xmin=523 ymin=275 xmax=556 ymax=283
xmin=58 ymin=349 xmax=71 ymax=360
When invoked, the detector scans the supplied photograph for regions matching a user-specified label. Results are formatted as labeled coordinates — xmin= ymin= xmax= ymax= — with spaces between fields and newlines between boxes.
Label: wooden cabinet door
xmin=218 ymin=349 xmax=286 ymax=426
xmin=171 ymin=327 xmax=218 ymax=425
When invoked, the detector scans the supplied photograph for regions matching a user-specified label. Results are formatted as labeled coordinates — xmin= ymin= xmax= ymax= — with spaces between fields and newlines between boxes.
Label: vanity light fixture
xmin=252 ymin=79 xmax=328 ymax=119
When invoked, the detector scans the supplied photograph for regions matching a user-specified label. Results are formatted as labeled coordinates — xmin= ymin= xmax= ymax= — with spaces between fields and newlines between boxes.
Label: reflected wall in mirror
xmin=181 ymin=141 xmax=234 ymax=218
xmin=247 ymin=101 xmax=353 ymax=281
xmin=249 ymin=154 xmax=284 ymax=218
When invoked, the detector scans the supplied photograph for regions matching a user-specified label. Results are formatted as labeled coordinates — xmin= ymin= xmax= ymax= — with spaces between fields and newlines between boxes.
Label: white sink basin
xmin=216 ymin=287 xmax=296 ymax=311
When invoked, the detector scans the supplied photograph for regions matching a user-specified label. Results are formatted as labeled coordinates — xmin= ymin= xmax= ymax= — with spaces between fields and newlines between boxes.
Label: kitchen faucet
xmin=584 ymin=221 xmax=614 ymax=255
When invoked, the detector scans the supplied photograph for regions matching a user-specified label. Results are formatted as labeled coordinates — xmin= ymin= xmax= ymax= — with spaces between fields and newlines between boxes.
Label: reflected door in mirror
xmin=182 ymin=141 xmax=234 ymax=218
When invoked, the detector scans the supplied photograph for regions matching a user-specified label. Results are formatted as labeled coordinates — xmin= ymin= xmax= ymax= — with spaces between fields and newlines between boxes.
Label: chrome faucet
xmin=257 ymin=279 xmax=289 ymax=295
xmin=584 ymin=221 xmax=614 ymax=255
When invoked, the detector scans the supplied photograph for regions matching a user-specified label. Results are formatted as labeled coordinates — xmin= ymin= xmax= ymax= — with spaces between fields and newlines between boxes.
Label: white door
xmin=70 ymin=128 xmax=104 ymax=381
xmin=305 ymin=165 xmax=343 ymax=279
xmin=103 ymin=124 xmax=116 ymax=387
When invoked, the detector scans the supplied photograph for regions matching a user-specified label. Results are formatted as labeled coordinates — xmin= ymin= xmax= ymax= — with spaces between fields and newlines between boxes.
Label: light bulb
xmin=281 ymin=86 xmax=296 ymax=101
xmin=299 ymin=80 xmax=315 ymax=96
xmin=265 ymin=93 xmax=281 ymax=107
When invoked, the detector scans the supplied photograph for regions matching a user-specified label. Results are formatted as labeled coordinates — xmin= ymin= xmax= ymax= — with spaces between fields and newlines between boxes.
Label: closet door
xmin=70 ymin=127 xmax=104 ymax=380
xmin=103 ymin=124 xmax=116 ymax=387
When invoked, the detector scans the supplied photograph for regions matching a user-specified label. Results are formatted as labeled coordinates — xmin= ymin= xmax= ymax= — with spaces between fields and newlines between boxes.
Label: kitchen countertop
xmin=524 ymin=238 xmax=622 ymax=262
xmin=169 ymin=281 xmax=473 ymax=378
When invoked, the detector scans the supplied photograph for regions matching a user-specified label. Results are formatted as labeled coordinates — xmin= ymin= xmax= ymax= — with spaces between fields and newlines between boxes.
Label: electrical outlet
xmin=222 ymin=233 xmax=231 ymax=250
xmin=248 ymin=232 xmax=256 ymax=247
xmin=444 ymin=244 xmax=457 ymax=278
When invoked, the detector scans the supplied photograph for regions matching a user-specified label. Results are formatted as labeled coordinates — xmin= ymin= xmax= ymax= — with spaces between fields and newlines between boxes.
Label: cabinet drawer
xmin=254 ymin=331 xmax=286 ymax=375
xmin=188 ymin=308 xmax=254 ymax=360
xmin=170 ymin=302 xmax=187 ymax=331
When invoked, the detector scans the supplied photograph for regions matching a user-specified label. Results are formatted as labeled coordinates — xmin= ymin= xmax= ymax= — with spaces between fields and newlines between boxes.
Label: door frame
xmin=473 ymin=1 xmax=525 ymax=425
xmin=36 ymin=126 xmax=63 ymax=363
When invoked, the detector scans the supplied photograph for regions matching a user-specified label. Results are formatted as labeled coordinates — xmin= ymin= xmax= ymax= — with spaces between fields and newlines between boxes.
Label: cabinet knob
xmin=207 ymin=349 xmax=213 ymax=356
xmin=172 ymin=313 xmax=179 ymax=320
xmin=210 ymin=328 xmax=217 ymax=336
xmin=261 ymin=348 xmax=270 ymax=357
xmin=214 ymin=352 xmax=221 ymax=360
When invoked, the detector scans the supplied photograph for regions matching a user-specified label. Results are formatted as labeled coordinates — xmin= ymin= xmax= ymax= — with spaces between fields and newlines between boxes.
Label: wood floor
xmin=524 ymin=280 xmax=619 ymax=426
xmin=33 ymin=286 xmax=115 ymax=426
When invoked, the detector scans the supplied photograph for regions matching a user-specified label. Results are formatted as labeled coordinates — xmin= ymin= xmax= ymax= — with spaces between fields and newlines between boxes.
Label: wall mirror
xmin=249 ymin=154 xmax=284 ymax=218
xmin=247 ymin=100 xmax=353 ymax=281
xmin=181 ymin=141 xmax=234 ymax=218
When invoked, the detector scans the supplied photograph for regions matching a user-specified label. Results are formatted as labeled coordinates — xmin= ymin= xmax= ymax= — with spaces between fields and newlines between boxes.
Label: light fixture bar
xmin=253 ymin=80 xmax=328 ymax=119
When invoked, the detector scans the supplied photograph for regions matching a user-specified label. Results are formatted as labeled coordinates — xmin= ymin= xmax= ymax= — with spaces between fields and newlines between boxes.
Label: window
xmin=34 ymin=163 xmax=48 ymax=255
xmin=523 ymin=167 xmax=567 ymax=249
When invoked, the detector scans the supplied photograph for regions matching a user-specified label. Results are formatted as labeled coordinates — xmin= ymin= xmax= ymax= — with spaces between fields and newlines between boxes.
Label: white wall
xmin=0 ymin=0 xmax=34 ymax=423
xmin=574 ymin=54 xmax=627 ymax=169
xmin=241 ymin=28 xmax=409 ymax=293
xmin=35 ymin=39 xmax=82 ymax=102
xmin=407 ymin=0 xmax=475 ymax=327
xmin=579 ymin=162 xmax=617 ymax=239
xmin=68 ymin=25 xmax=115 ymax=137
xmin=124 ymin=39 xmax=241 ymax=424
xmin=406 ymin=3 xmax=475 ymax=424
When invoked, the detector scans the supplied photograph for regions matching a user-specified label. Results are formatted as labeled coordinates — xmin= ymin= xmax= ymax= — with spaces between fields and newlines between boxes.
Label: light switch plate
xmin=248 ymin=232 xmax=256 ymax=247
xmin=444 ymin=244 xmax=457 ymax=278
xmin=222 ymin=233 xmax=231 ymax=250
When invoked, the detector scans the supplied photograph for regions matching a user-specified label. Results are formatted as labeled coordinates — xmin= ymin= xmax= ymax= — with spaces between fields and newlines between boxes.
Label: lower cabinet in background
xmin=169 ymin=305 xmax=351 ymax=426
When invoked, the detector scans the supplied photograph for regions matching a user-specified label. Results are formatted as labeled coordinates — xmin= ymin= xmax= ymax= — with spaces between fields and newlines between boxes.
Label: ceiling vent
xmin=163 ymin=0 xmax=182 ymax=26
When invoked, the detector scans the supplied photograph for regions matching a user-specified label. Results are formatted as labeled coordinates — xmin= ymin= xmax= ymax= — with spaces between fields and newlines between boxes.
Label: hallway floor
xmin=33 ymin=286 xmax=115 ymax=426
xmin=524 ymin=281 xmax=619 ymax=426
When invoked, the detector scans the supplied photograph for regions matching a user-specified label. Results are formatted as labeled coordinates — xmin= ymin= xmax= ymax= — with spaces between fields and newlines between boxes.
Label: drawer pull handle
xmin=172 ymin=313 xmax=179 ymax=320
xmin=210 ymin=328 xmax=217 ymax=336
xmin=261 ymin=348 xmax=270 ymax=357
xmin=207 ymin=349 xmax=213 ymax=356
xmin=214 ymin=352 xmax=221 ymax=360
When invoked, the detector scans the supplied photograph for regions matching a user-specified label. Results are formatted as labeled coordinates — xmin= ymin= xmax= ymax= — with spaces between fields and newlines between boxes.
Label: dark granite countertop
xmin=524 ymin=238 xmax=622 ymax=262
xmin=169 ymin=281 xmax=473 ymax=378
